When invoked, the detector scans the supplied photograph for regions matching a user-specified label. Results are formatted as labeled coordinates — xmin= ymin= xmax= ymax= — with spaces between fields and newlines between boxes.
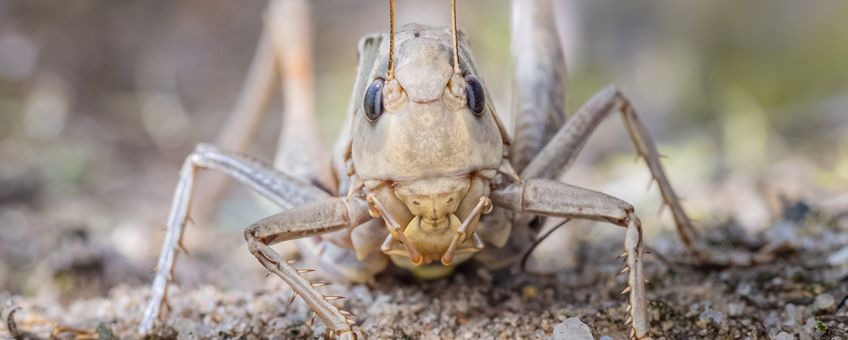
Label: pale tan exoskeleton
xmin=139 ymin=0 xmax=779 ymax=338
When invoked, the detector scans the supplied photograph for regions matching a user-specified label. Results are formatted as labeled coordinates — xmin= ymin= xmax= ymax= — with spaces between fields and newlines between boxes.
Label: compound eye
xmin=465 ymin=75 xmax=485 ymax=116
xmin=364 ymin=79 xmax=384 ymax=121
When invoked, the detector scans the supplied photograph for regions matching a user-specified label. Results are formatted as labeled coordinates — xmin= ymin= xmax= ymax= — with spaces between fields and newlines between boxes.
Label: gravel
xmin=552 ymin=317 xmax=593 ymax=340
xmin=2 ymin=221 xmax=848 ymax=339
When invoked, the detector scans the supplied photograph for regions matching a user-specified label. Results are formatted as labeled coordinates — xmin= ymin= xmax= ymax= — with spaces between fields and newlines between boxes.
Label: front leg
xmin=493 ymin=179 xmax=651 ymax=339
xmin=522 ymin=85 xmax=775 ymax=266
xmin=244 ymin=196 xmax=372 ymax=339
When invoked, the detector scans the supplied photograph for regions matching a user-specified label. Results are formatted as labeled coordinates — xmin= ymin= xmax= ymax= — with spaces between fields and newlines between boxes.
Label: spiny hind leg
xmin=244 ymin=196 xmax=374 ymax=339
xmin=493 ymin=179 xmax=652 ymax=339
xmin=522 ymin=85 xmax=777 ymax=266
xmin=139 ymin=143 xmax=330 ymax=335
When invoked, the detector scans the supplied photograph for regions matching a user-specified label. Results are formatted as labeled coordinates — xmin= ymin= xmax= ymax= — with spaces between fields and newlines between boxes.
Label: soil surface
xmin=3 ymin=215 xmax=848 ymax=340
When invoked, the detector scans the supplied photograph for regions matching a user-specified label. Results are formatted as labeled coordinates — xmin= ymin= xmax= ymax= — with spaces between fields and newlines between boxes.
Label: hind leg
xmin=190 ymin=0 xmax=333 ymax=224
xmin=267 ymin=0 xmax=332 ymax=187
xmin=521 ymin=85 xmax=777 ymax=266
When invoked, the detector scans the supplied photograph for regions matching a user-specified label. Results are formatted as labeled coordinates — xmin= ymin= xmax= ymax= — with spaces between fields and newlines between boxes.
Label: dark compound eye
xmin=364 ymin=78 xmax=384 ymax=121
xmin=465 ymin=75 xmax=485 ymax=116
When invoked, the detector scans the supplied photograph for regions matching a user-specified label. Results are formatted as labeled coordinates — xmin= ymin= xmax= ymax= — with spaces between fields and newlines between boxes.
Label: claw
xmin=618 ymin=266 xmax=630 ymax=276
xmin=311 ymin=282 xmax=331 ymax=287
xmin=296 ymin=269 xmax=315 ymax=274
xmin=625 ymin=315 xmax=632 ymax=325
xmin=288 ymin=293 xmax=297 ymax=305
xmin=325 ymin=296 xmax=346 ymax=301
xmin=621 ymin=286 xmax=631 ymax=295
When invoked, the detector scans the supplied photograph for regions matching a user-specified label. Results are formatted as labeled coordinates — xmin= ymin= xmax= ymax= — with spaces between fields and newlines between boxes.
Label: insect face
xmin=351 ymin=24 xmax=503 ymax=266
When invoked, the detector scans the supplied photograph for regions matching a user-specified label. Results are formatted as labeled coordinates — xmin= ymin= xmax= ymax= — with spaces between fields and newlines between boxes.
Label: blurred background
xmin=0 ymin=0 xmax=846 ymax=306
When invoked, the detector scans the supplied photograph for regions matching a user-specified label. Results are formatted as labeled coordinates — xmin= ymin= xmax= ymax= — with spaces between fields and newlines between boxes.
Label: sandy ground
xmin=2 ymin=215 xmax=847 ymax=340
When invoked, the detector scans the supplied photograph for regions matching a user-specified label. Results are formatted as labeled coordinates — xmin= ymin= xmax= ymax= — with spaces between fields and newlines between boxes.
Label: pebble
xmin=827 ymin=245 xmax=848 ymax=265
xmin=775 ymin=331 xmax=794 ymax=340
xmin=813 ymin=293 xmax=834 ymax=311
xmin=727 ymin=303 xmax=744 ymax=316
xmin=552 ymin=317 xmax=593 ymax=340
xmin=699 ymin=308 xmax=725 ymax=323
xmin=764 ymin=312 xmax=780 ymax=328
xmin=783 ymin=304 xmax=802 ymax=327
xmin=736 ymin=282 xmax=752 ymax=296
xmin=802 ymin=317 xmax=816 ymax=333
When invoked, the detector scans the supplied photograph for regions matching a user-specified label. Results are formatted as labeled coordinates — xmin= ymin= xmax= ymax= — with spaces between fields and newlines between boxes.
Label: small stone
xmin=827 ymin=245 xmax=848 ymax=265
xmin=552 ymin=317 xmax=594 ymax=340
xmin=736 ymin=282 xmax=752 ymax=296
xmin=728 ymin=303 xmax=744 ymax=316
xmin=813 ymin=293 xmax=834 ymax=312
xmin=699 ymin=308 xmax=725 ymax=324
xmin=775 ymin=331 xmax=794 ymax=340
xmin=784 ymin=304 xmax=802 ymax=327
xmin=764 ymin=312 xmax=780 ymax=328
xmin=802 ymin=317 xmax=817 ymax=333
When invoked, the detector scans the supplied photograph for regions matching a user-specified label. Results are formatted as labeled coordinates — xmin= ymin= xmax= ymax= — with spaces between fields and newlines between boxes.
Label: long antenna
xmin=387 ymin=0 xmax=396 ymax=80
xmin=451 ymin=0 xmax=460 ymax=73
